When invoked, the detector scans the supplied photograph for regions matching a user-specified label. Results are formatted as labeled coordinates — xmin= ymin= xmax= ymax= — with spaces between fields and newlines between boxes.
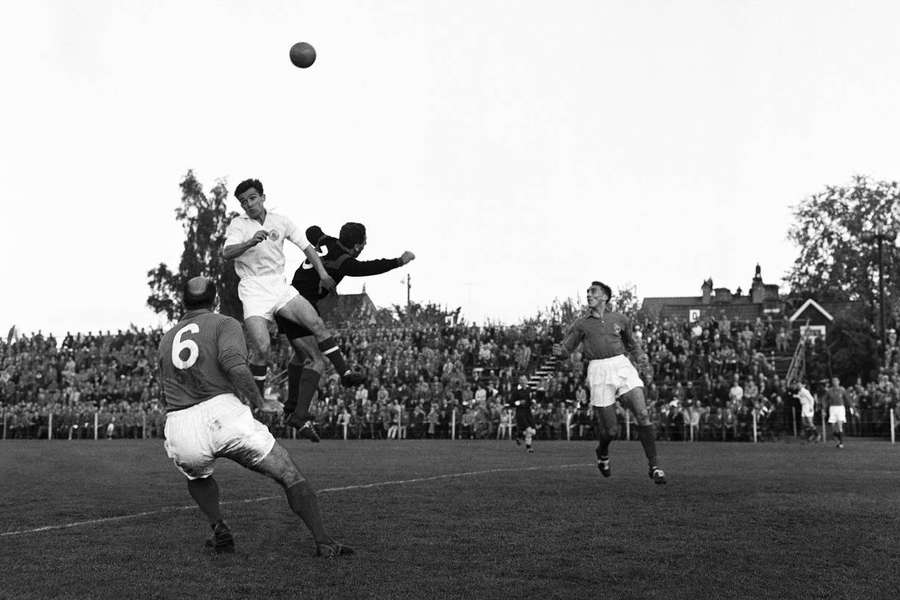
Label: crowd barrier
xmin=3 ymin=407 xmax=897 ymax=444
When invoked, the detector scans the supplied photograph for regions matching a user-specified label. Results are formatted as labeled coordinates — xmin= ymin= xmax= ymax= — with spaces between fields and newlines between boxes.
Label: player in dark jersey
xmin=158 ymin=276 xmax=353 ymax=557
xmin=555 ymin=281 xmax=666 ymax=484
xmin=507 ymin=375 xmax=537 ymax=452
xmin=275 ymin=222 xmax=415 ymax=439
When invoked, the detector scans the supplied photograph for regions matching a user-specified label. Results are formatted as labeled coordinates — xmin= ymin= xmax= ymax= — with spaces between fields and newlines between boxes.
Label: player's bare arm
xmin=302 ymin=245 xmax=336 ymax=291
xmin=223 ymin=230 xmax=269 ymax=260
xmin=621 ymin=319 xmax=651 ymax=379
xmin=225 ymin=363 xmax=269 ymax=410
xmin=556 ymin=322 xmax=583 ymax=356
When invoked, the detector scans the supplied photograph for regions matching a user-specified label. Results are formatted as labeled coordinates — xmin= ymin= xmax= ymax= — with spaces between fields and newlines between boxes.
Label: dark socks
xmin=294 ymin=368 xmax=321 ymax=420
xmin=249 ymin=363 xmax=268 ymax=396
xmin=285 ymin=480 xmax=329 ymax=544
xmin=596 ymin=433 xmax=613 ymax=459
xmin=284 ymin=362 xmax=304 ymax=414
xmin=637 ymin=424 xmax=659 ymax=468
xmin=317 ymin=337 xmax=349 ymax=376
xmin=835 ymin=431 xmax=843 ymax=443
xmin=187 ymin=477 xmax=223 ymax=524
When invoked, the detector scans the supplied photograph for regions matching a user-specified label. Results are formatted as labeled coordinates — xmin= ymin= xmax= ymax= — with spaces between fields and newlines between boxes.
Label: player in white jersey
xmin=793 ymin=381 xmax=819 ymax=442
xmin=223 ymin=179 xmax=365 ymax=415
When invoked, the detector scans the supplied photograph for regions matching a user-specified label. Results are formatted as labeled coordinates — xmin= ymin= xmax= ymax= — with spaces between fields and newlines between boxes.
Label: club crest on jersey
xmin=267 ymin=229 xmax=280 ymax=241
xmin=613 ymin=323 xmax=621 ymax=335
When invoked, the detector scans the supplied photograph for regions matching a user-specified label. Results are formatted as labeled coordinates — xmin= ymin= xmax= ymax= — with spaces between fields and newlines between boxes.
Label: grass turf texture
xmin=1 ymin=439 xmax=898 ymax=600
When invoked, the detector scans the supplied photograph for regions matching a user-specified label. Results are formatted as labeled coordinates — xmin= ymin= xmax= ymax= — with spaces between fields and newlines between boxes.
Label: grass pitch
xmin=1 ymin=438 xmax=898 ymax=599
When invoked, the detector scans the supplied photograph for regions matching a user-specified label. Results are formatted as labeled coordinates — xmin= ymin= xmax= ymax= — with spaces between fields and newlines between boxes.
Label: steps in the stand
xmin=527 ymin=356 xmax=560 ymax=389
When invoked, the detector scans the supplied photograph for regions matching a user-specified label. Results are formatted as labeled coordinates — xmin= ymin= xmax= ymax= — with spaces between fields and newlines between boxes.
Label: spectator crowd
xmin=2 ymin=309 xmax=899 ymax=442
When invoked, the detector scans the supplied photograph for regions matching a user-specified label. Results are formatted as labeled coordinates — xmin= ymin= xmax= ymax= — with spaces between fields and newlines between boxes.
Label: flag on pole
xmin=6 ymin=325 xmax=17 ymax=344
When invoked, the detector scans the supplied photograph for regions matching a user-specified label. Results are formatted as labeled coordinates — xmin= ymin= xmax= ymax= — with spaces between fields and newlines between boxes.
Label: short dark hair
xmin=234 ymin=178 xmax=263 ymax=198
xmin=183 ymin=276 xmax=216 ymax=310
xmin=339 ymin=222 xmax=367 ymax=247
xmin=591 ymin=280 xmax=612 ymax=299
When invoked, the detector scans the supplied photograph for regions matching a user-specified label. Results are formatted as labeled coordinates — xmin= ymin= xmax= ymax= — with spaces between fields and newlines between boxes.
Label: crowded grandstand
xmin=3 ymin=294 xmax=897 ymax=444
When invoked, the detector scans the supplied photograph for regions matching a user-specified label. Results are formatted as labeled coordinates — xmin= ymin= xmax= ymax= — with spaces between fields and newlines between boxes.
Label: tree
xmin=824 ymin=317 xmax=881 ymax=384
xmin=523 ymin=283 xmax=640 ymax=332
xmin=610 ymin=283 xmax=640 ymax=318
xmin=146 ymin=170 xmax=240 ymax=322
xmin=787 ymin=175 xmax=899 ymax=319
xmin=390 ymin=302 xmax=456 ymax=327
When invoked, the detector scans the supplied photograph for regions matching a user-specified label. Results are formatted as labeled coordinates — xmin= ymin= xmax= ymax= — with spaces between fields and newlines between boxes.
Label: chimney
xmin=701 ymin=278 xmax=713 ymax=305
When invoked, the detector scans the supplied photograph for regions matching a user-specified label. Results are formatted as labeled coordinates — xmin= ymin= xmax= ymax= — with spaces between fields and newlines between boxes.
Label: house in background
xmin=639 ymin=264 xmax=863 ymax=341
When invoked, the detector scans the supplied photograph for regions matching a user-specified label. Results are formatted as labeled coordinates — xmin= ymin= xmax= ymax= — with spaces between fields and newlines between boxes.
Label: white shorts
xmin=164 ymin=394 xmax=276 ymax=480
xmin=239 ymin=275 xmax=299 ymax=321
xmin=828 ymin=406 xmax=846 ymax=425
xmin=586 ymin=355 xmax=644 ymax=408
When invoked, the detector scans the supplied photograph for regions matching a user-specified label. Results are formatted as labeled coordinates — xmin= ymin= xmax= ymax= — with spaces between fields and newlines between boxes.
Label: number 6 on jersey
xmin=172 ymin=323 xmax=200 ymax=369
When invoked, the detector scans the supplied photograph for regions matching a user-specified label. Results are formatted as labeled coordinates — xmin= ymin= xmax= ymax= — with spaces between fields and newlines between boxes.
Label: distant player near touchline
xmin=825 ymin=376 xmax=848 ymax=449
xmin=222 ymin=179 xmax=364 ymax=415
xmin=793 ymin=380 xmax=819 ymax=443
xmin=506 ymin=375 xmax=536 ymax=453
xmin=275 ymin=222 xmax=415 ymax=441
xmin=554 ymin=281 xmax=666 ymax=484
xmin=157 ymin=276 xmax=353 ymax=557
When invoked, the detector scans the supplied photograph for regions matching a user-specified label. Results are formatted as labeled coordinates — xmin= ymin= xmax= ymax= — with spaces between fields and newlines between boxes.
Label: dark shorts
xmin=274 ymin=295 xmax=320 ymax=340
xmin=593 ymin=405 xmax=618 ymax=428
xmin=275 ymin=314 xmax=314 ymax=340
xmin=516 ymin=411 xmax=535 ymax=430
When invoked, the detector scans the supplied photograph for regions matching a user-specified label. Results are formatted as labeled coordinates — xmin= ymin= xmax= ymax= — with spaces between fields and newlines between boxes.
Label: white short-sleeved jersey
xmin=225 ymin=211 xmax=309 ymax=279
xmin=797 ymin=387 xmax=815 ymax=418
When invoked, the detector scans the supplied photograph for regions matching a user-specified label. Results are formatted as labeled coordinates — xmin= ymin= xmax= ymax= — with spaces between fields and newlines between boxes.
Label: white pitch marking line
xmin=0 ymin=463 xmax=588 ymax=538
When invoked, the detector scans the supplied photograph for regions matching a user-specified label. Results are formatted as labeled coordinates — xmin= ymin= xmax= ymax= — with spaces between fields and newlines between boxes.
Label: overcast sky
xmin=3 ymin=1 xmax=900 ymax=338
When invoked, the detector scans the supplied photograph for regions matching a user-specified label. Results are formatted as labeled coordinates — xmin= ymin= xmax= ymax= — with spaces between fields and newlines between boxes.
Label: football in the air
xmin=289 ymin=42 xmax=316 ymax=68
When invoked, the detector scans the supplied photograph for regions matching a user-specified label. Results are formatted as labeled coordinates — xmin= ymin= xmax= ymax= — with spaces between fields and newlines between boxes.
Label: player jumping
xmin=276 ymin=222 xmax=415 ymax=440
xmin=555 ymin=281 xmax=666 ymax=484
xmin=158 ymin=277 xmax=353 ymax=557
xmin=222 ymin=179 xmax=363 ymax=412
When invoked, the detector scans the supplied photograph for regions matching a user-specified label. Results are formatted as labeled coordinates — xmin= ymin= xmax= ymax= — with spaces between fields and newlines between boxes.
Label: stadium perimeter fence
xmin=1 ymin=406 xmax=898 ymax=444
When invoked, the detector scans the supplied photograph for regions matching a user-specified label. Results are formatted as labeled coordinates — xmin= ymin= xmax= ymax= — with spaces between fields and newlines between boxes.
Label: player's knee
xmin=634 ymin=411 xmax=651 ymax=427
xmin=280 ymin=466 xmax=305 ymax=489
xmin=602 ymin=425 xmax=618 ymax=440
xmin=285 ymin=476 xmax=315 ymax=500
xmin=308 ymin=317 xmax=329 ymax=337
xmin=308 ymin=354 xmax=326 ymax=373
xmin=270 ymin=454 xmax=304 ymax=488
xmin=249 ymin=337 xmax=270 ymax=359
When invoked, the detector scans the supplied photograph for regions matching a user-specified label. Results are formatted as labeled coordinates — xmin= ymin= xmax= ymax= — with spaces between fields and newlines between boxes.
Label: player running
xmin=555 ymin=281 xmax=666 ymax=484
xmin=158 ymin=276 xmax=353 ymax=557
xmin=507 ymin=375 xmax=537 ymax=453
xmin=825 ymin=376 xmax=848 ymax=449
xmin=223 ymin=179 xmax=363 ymax=407
xmin=275 ymin=222 xmax=415 ymax=440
